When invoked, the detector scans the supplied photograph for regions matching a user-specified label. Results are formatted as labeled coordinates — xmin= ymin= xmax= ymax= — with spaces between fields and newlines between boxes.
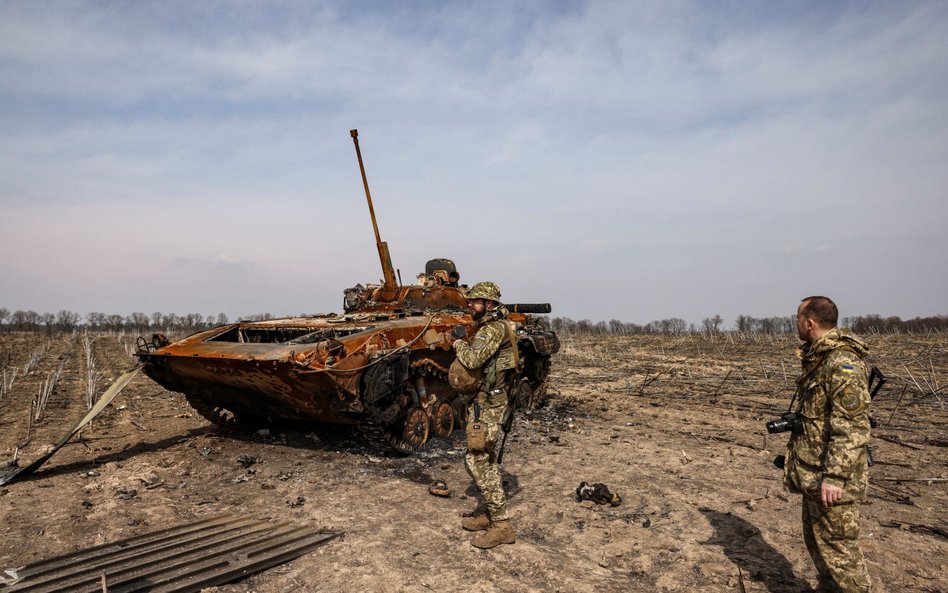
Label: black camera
xmin=766 ymin=411 xmax=802 ymax=434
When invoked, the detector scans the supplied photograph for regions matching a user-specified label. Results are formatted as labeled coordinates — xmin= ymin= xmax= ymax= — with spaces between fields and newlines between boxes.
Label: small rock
xmin=237 ymin=454 xmax=260 ymax=468
xmin=81 ymin=500 xmax=93 ymax=508
xmin=117 ymin=488 xmax=138 ymax=500
xmin=256 ymin=428 xmax=271 ymax=437
xmin=287 ymin=496 xmax=305 ymax=508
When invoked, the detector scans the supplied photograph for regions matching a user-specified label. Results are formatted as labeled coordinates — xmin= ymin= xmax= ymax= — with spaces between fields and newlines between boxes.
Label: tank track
xmin=356 ymin=355 xmax=551 ymax=453
xmin=356 ymin=420 xmax=413 ymax=455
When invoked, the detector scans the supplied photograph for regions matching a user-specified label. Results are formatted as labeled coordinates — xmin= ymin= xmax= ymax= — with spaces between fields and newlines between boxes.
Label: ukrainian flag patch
xmin=841 ymin=364 xmax=854 ymax=373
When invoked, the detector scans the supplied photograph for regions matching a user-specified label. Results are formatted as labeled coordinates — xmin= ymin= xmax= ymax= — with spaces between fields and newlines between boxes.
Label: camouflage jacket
xmin=454 ymin=307 xmax=518 ymax=391
xmin=784 ymin=328 xmax=871 ymax=501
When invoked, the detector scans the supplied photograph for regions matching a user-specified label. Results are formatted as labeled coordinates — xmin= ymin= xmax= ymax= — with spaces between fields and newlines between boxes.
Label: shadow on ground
xmin=700 ymin=507 xmax=813 ymax=593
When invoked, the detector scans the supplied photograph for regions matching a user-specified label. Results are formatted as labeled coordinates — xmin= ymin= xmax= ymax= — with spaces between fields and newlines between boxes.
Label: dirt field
xmin=0 ymin=331 xmax=945 ymax=592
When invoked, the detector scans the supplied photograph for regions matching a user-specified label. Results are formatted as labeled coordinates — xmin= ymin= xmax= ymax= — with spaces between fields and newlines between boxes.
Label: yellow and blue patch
xmin=841 ymin=364 xmax=854 ymax=374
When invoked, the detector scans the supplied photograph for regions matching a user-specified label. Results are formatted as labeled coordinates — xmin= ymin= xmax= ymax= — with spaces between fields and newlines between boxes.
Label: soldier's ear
xmin=803 ymin=317 xmax=817 ymax=336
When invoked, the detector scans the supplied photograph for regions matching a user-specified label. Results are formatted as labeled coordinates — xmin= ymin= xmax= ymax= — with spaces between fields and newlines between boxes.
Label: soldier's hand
xmin=820 ymin=481 xmax=843 ymax=508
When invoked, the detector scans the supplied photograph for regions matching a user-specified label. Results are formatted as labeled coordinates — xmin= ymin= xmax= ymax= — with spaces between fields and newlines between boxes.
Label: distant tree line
xmin=551 ymin=313 xmax=948 ymax=336
xmin=551 ymin=315 xmax=753 ymax=336
xmin=0 ymin=307 xmax=231 ymax=335
xmin=841 ymin=314 xmax=948 ymax=334
xmin=2 ymin=307 xmax=944 ymax=336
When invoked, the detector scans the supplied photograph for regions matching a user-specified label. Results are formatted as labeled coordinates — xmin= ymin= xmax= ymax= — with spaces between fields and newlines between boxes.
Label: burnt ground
xmin=0 ymin=331 xmax=945 ymax=592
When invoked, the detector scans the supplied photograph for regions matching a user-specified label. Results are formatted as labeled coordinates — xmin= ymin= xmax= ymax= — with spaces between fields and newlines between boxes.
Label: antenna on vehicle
xmin=350 ymin=129 xmax=398 ymax=298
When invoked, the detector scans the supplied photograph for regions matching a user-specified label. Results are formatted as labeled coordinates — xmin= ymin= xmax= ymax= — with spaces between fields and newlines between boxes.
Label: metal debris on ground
xmin=428 ymin=479 xmax=451 ymax=497
xmin=116 ymin=488 xmax=137 ymax=500
xmin=0 ymin=367 xmax=142 ymax=487
xmin=236 ymin=454 xmax=260 ymax=468
xmin=575 ymin=481 xmax=622 ymax=506
xmin=0 ymin=514 xmax=340 ymax=592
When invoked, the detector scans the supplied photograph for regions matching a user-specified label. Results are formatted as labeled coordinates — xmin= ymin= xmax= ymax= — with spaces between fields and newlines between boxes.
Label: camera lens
xmin=766 ymin=419 xmax=788 ymax=434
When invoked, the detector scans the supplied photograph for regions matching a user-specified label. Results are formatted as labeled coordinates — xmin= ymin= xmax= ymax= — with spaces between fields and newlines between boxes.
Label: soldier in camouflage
xmin=452 ymin=281 xmax=519 ymax=549
xmin=784 ymin=296 xmax=873 ymax=593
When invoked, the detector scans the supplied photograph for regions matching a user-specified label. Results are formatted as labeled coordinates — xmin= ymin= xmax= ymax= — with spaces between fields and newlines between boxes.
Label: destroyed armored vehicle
xmin=135 ymin=131 xmax=559 ymax=452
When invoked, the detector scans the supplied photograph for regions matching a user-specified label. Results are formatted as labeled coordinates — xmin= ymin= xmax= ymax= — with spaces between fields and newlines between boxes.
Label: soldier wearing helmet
xmin=452 ymin=281 xmax=519 ymax=549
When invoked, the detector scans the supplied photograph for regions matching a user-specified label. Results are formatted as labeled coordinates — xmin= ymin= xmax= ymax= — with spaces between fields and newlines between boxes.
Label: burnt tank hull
xmin=137 ymin=300 xmax=558 ymax=452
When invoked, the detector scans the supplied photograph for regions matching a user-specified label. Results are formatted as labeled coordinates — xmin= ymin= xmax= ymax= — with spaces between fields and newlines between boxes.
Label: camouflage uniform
xmin=784 ymin=328 xmax=872 ymax=593
xmin=455 ymin=306 xmax=517 ymax=522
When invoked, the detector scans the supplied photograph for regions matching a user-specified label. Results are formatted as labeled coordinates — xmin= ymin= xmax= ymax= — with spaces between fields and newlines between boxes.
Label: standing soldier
xmin=784 ymin=296 xmax=873 ymax=592
xmin=452 ymin=281 xmax=519 ymax=549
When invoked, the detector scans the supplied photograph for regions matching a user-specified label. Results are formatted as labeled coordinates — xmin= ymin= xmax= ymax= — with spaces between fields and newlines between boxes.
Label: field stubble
xmin=0 ymin=331 xmax=944 ymax=592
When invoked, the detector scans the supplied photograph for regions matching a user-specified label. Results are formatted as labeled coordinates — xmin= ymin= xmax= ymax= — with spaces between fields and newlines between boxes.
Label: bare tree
xmin=183 ymin=313 xmax=204 ymax=333
xmin=39 ymin=312 xmax=55 ymax=334
xmin=106 ymin=314 xmax=125 ymax=333
xmin=668 ymin=318 xmax=688 ymax=334
xmin=55 ymin=310 xmax=80 ymax=332
xmin=0 ymin=307 xmax=9 ymax=331
xmin=10 ymin=310 xmax=26 ymax=331
xmin=702 ymin=314 xmax=723 ymax=335
xmin=128 ymin=312 xmax=150 ymax=334
xmin=162 ymin=313 xmax=180 ymax=334
xmin=735 ymin=315 xmax=753 ymax=334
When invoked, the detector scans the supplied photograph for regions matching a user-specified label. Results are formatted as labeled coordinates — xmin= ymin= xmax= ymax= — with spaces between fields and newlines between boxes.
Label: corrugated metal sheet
xmin=2 ymin=514 xmax=340 ymax=592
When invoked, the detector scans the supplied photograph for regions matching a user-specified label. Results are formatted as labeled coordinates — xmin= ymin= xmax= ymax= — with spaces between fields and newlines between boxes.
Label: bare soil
xmin=0 ymin=331 xmax=945 ymax=592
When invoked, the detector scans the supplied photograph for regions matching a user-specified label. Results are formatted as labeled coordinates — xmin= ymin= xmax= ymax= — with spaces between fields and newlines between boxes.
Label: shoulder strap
xmin=504 ymin=320 xmax=520 ymax=368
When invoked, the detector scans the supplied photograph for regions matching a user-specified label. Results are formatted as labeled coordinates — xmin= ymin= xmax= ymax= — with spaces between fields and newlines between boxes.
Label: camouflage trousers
xmin=464 ymin=389 xmax=509 ymax=522
xmin=802 ymin=497 xmax=871 ymax=593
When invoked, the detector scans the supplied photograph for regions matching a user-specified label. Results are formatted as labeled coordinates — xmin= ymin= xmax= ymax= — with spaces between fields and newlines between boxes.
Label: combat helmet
xmin=467 ymin=281 xmax=501 ymax=302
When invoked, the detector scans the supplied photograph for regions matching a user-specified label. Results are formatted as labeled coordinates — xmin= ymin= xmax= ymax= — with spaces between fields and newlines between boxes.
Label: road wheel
xmin=431 ymin=402 xmax=455 ymax=439
xmin=400 ymin=406 xmax=430 ymax=450
xmin=513 ymin=379 xmax=534 ymax=410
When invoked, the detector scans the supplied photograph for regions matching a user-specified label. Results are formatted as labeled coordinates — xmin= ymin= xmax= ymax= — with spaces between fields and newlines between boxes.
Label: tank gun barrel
xmin=505 ymin=303 xmax=552 ymax=314
xmin=350 ymin=129 xmax=398 ymax=297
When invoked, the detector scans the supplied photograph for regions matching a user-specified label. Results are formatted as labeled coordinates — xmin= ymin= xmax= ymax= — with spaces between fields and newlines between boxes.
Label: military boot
xmin=471 ymin=519 xmax=516 ymax=549
xmin=461 ymin=514 xmax=491 ymax=532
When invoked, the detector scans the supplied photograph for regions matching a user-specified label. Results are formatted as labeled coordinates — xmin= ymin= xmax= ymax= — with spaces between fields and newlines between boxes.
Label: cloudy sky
xmin=1 ymin=1 xmax=946 ymax=326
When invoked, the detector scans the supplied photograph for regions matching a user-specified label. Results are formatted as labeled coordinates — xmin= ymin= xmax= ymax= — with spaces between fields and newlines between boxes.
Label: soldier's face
xmin=468 ymin=298 xmax=487 ymax=320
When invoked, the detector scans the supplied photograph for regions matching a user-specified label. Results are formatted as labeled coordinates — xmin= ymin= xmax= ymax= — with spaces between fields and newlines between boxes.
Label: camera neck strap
xmin=788 ymin=357 xmax=826 ymax=413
